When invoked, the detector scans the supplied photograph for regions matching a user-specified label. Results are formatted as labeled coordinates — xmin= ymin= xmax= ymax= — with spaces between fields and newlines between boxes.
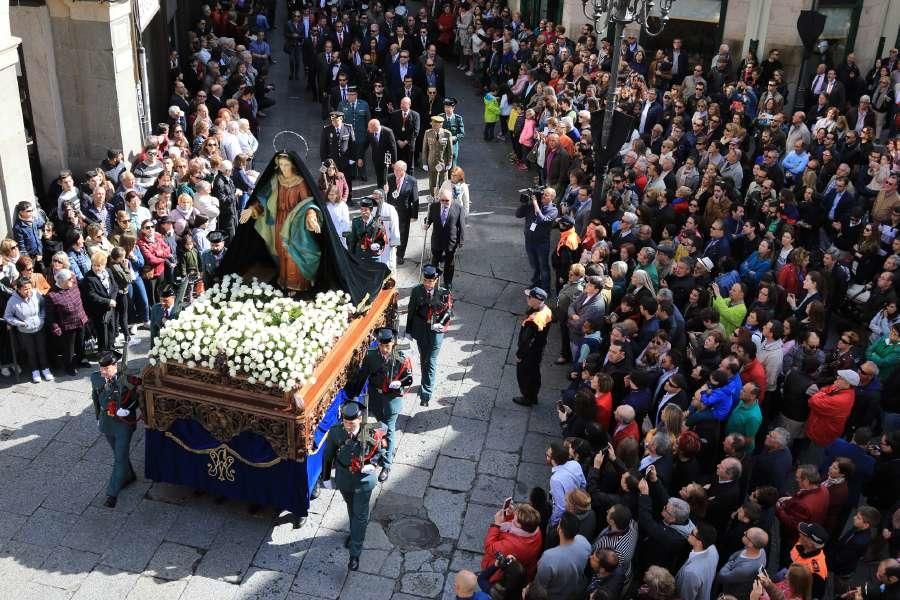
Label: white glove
xmin=388 ymin=380 xmax=401 ymax=390
xmin=423 ymin=164 xmax=429 ymax=171
xmin=322 ymin=479 xmax=334 ymax=490
xmin=445 ymin=166 xmax=452 ymax=172
xmin=361 ymin=464 xmax=376 ymax=475
xmin=349 ymin=160 xmax=355 ymax=166
xmin=431 ymin=323 xmax=443 ymax=332
xmin=116 ymin=408 xmax=130 ymax=418
xmin=370 ymin=242 xmax=381 ymax=252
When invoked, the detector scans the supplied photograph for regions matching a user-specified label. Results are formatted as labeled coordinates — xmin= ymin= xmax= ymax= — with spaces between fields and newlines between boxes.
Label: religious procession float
xmin=140 ymin=148 xmax=395 ymax=518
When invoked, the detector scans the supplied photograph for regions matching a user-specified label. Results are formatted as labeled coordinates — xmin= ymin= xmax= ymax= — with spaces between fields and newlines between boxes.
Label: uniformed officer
xmin=200 ymin=230 xmax=226 ymax=290
xmin=345 ymin=328 xmax=413 ymax=482
xmin=319 ymin=110 xmax=357 ymax=197
xmin=347 ymin=197 xmax=388 ymax=261
xmin=441 ymin=98 xmax=465 ymax=167
xmin=422 ymin=115 xmax=453 ymax=195
xmin=321 ymin=401 xmax=386 ymax=571
xmin=405 ymin=265 xmax=453 ymax=407
xmin=91 ymin=351 xmax=140 ymax=507
xmin=149 ymin=277 xmax=188 ymax=349
xmin=512 ymin=288 xmax=554 ymax=407
xmin=337 ymin=86 xmax=371 ymax=181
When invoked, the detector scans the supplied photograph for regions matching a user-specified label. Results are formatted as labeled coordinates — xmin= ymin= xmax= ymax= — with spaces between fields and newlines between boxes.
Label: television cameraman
xmin=516 ymin=187 xmax=559 ymax=295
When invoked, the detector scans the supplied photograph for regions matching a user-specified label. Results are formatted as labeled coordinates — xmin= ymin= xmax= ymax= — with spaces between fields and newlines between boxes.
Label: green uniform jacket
xmin=149 ymin=277 xmax=188 ymax=348
xmin=91 ymin=371 xmax=140 ymax=435
xmin=337 ymin=99 xmax=371 ymax=148
xmin=321 ymin=423 xmax=383 ymax=492
xmin=346 ymin=347 xmax=413 ymax=401
xmin=347 ymin=216 xmax=387 ymax=260
xmin=442 ymin=113 xmax=465 ymax=149
xmin=405 ymin=284 xmax=453 ymax=338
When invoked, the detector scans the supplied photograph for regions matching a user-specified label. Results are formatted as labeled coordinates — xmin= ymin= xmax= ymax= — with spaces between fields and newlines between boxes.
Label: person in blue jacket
xmin=739 ymin=238 xmax=774 ymax=286
xmin=12 ymin=201 xmax=45 ymax=267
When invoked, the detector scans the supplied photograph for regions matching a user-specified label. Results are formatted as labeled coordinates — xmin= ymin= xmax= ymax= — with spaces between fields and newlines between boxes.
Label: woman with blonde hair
xmin=438 ymin=166 xmax=470 ymax=214
xmin=81 ymin=250 xmax=119 ymax=352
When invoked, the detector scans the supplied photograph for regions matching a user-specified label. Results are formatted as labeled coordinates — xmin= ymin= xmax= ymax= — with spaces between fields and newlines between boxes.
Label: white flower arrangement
xmin=148 ymin=274 xmax=354 ymax=392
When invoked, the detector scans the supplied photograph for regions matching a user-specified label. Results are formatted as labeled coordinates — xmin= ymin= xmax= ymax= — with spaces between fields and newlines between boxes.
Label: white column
xmin=742 ymin=0 xmax=773 ymax=60
xmin=0 ymin=27 xmax=36 ymax=238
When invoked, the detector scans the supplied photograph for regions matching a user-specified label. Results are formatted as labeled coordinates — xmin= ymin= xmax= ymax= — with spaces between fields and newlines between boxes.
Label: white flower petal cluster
xmin=148 ymin=274 xmax=353 ymax=391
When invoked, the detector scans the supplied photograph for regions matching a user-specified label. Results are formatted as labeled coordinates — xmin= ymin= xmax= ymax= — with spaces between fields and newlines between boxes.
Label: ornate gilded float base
xmin=141 ymin=289 xmax=397 ymax=460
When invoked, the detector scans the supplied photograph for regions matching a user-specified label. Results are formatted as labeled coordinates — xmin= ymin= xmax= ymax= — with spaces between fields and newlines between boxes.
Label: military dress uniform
xmin=345 ymin=328 xmax=413 ymax=481
xmin=321 ymin=401 xmax=386 ymax=570
xmin=347 ymin=198 xmax=388 ymax=261
xmin=91 ymin=352 xmax=140 ymax=507
xmin=441 ymin=99 xmax=465 ymax=167
xmin=513 ymin=288 xmax=553 ymax=407
xmin=337 ymin=90 xmax=371 ymax=180
xmin=422 ymin=116 xmax=453 ymax=194
xmin=405 ymin=265 xmax=452 ymax=407
xmin=319 ymin=111 xmax=357 ymax=196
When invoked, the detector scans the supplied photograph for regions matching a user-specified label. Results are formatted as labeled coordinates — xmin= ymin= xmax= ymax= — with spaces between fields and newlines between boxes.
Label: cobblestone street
xmin=0 ymin=7 xmax=570 ymax=599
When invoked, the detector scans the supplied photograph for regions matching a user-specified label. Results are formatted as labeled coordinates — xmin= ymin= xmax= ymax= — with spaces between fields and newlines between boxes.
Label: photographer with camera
xmin=516 ymin=187 xmax=559 ymax=296
xmin=479 ymin=501 xmax=543 ymax=590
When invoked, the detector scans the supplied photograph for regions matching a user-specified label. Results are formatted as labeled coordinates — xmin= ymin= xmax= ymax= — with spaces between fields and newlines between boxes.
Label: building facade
xmin=510 ymin=0 xmax=899 ymax=98
xmin=0 ymin=0 xmax=178 ymax=239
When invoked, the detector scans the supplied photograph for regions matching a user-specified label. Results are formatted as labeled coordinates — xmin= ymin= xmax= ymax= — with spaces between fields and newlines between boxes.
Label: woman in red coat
xmin=612 ymin=405 xmax=641 ymax=448
xmin=822 ymin=457 xmax=852 ymax=537
xmin=136 ymin=219 xmax=173 ymax=303
xmin=592 ymin=372 xmax=614 ymax=431
xmin=480 ymin=502 xmax=543 ymax=583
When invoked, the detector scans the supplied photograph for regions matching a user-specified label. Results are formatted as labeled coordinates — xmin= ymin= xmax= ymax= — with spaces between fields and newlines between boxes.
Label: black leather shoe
xmin=419 ymin=398 xmax=429 ymax=407
xmin=348 ymin=556 xmax=359 ymax=571
xmin=66 ymin=367 xmax=78 ymax=376
xmin=292 ymin=516 xmax=307 ymax=529
xmin=378 ymin=467 xmax=390 ymax=483
xmin=512 ymin=396 xmax=535 ymax=407
xmin=104 ymin=496 xmax=117 ymax=508
xmin=344 ymin=535 xmax=351 ymax=548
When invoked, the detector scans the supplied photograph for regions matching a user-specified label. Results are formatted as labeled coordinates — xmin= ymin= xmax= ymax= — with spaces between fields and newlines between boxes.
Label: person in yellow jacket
xmin=513 ymin=287 xmax=553 ymax=407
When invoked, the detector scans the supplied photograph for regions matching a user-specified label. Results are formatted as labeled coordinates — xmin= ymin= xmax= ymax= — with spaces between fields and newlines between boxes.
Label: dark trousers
xmin=92 ymin=313 xmax=115 ymax=352
xmin=397 ymin=215 xmax=411 ymax=260
xmin=516 ymin=355 xmax=542 ymax=403
xmin=339 ymin=484 xmax=374 ymax=559
xmin=413 ymin=331 xmax=444 ymax=402
xmin=17 ymin=330 xmax=50 ymax=372
xmin=57 ymin=327 xmax=85 ymax=370
xmin=288 ymin=47 xmax=301 ymax=78
xmin=484 ymin=121 xmax=497 ymax=141
xmin=104 ymin=421 xmax=136 ymax=498
xmin=525 ymin=239 xmax=551 ymax=293
xmin=431 ymin=247 xmax=457 ymax=289
xmin=397 ymin=143 xmax=414 ymax=169
xmin=372 ymin=395 xmax=402 ymax=467
xmin=559 ymin=321 xmax=572 ymax=361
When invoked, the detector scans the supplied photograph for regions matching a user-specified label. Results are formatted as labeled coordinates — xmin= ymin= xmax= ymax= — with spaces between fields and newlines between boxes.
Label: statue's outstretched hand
xmin=239 ymin=208 xmax=255 ymax=224
xmin=305 ymin=209 xmax=321 ymax=233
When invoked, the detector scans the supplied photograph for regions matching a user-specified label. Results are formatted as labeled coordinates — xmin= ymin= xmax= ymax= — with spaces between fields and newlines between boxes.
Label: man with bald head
xmin=363 ymin=119 xmax=397 ymax=188
xmin=454 ymin=570 xmax=490 ymax=599
xmin=391 ymin=97 xmax=420 ymax=170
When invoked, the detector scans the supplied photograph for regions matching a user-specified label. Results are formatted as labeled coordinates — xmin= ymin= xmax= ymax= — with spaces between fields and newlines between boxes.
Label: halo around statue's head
xmin=272 ymin=130 xmax=310 ymax=158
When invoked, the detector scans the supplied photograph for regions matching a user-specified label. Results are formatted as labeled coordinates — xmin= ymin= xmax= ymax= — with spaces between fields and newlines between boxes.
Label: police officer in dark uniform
xmin=441 ymin=97 xmax=465 ymax=167
xmin=91 ymin=351 xmax=140 ymax=507
xmin=512 ymin=288 xmax=554 ymax=407
xmin=347 ymin=197 xmax=388 ymax=261
xmin=321 ymin=401 xmax=386 ymax=571
xmin=345 ymin=328 xmax=413 ymax=483
xmin=405 ymin=265 xmax=452 ymax=407
xmin=319 ymin=110 xmax=357 ymax=198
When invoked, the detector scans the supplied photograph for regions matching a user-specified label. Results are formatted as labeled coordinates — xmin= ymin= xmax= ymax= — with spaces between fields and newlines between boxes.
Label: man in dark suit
xmin=668 ymin=38 xmax=689 ymax=84
xmin=417 ymin=56 xmax=446 ymax=99
xmin=385 ymin=160 xmax=419 ymax=264
xmin=387 ymin=49 xmax=416 ymax=100
xmin=823 ymin=176 xmax=855 ymax=239
xmin=362 ymin=119 xmax=398 ymax=188
xmin=394 ymin=75 xmax=423 ymax=112
xmin=330 ymin=20 xmax=353 ymax=52
xmin=303 ymin=28 xmax=325 ymax=95
xmin=706 ymin=457 xmax=744 ymax=530
xmin=521 ymin=70 xmax=540 ymax=105
xmin=824 ymin=68 xmax=846 ymax=111
xmin=328 ymin=73 xmax=352 ymax=113
xmin=637 ymin=88 xmax=663 ymax=136
xmin=543 ymin=133 xmax=571 ymax=200
xmin=411 ymin=24 xmax=433 ymax=59
xmin=320 ymin=111 xmax=357 ymax=197
xmin=846 ymin=95 xmax=876 ymax=133
xmin=424 ymin=189 xmax=465 ymax=289
xmin=390 ymin=97 xmax=420 ymax=170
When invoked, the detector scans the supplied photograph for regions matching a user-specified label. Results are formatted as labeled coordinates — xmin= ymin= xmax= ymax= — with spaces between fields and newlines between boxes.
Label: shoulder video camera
xmin=518 ymin=187 xmax=542 ymax=203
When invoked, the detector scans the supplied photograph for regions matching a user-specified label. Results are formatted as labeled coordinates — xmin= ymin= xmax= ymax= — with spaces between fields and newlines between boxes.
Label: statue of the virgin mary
xmin=221 ymin=150 xmax=388 ymax=309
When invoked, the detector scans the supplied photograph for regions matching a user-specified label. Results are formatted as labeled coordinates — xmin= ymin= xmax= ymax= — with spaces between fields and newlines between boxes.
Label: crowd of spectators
xmin=453 ymin=3 xmax=900 ymax=600
xmin=0 ymin=1 xmax=269 ymax=383
xmin=1 ymin=1 xmax=900 ymax=599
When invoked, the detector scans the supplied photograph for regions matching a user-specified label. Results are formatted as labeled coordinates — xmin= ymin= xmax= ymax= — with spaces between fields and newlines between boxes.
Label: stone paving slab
xmin=423 ymin=487 xmax=467 ymax=540
xmin=30 ymin=546 xmax=100 ymax=591
xmin=429 ymin=456 xmax=476 ymax=492
xmin=457 ymin=503 xmax=498 ymax=553
xmin=341 ymin=571 xmax=397 ymax=600
xmin=439 ymin=416 xmax=487 ymax=461
xmin=237 ymin=567 xmax=295 ymax=600
xmin=143 ymin=542 xmax=204 ymax=581
xmin=125 ymin=576 xmax=189 ymax=600
xmin=69 ymin=567 xmax=140 ymax=600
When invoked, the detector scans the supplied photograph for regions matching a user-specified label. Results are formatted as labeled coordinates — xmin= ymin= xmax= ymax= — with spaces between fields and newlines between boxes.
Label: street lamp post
xmin=582 ymin=0 xmax=677 ymax=217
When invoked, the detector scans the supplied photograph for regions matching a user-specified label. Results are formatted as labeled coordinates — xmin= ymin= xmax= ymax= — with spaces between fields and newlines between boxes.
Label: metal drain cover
xmin=385 ymin=516 xmax=441 ymax=549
